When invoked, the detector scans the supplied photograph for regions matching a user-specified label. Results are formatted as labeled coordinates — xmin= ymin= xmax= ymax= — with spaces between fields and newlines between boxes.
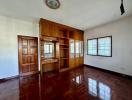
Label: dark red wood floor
xmin=0 ymin=66 xmax=132 ymax=100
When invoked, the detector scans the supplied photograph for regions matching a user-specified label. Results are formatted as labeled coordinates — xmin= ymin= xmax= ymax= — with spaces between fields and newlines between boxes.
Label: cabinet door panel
xmin=70 ymin=39 xmax=84 ymax=68
xmin=70 ymin=39 xmax=75 ymax=68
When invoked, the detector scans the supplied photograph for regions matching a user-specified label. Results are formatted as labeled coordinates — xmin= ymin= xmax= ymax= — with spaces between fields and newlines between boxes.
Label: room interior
xmin=0 ymin=0 xmax=132 ymax=100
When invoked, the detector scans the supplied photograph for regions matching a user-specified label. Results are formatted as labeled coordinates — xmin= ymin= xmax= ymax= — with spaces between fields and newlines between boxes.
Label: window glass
xmin=87 ymin=39 xmax=97 ymax=55
xmin=49 ymin=44 xmax=53 ymax=53
xmin=44 ymin=42 xmax=54 ymax=58
xmin=44 ymin=44 xmax=50 ymax=53
xmin=98 ymin=37 xmax=111 ymax=56
xmin=87 ymin=36 xmax=112 ymax=57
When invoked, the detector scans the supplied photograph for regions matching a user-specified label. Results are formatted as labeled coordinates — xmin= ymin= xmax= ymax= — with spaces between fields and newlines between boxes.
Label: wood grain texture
xmin=39 ymin=18 xmax=84 ymax=73
xmin=18 ymin=35 xmax=38 ymax=76
xmin=0 ymin=66 xmax=132 ymax=100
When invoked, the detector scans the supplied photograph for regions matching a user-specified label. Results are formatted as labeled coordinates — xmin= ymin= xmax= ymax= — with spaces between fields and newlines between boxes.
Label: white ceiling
xmin=0 ymin=0 xmax=132 ymax=30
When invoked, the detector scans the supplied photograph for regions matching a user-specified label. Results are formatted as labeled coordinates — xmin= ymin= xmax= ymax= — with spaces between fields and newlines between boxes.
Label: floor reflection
xmin=99 ymin=82 xmax=111 ymax=100
xmin=88 ymin=78 xmax=111 ymax=100
xmin=88 ymin=78 xmax=97 ymax=96
xmin=0 ymin=66 xmax=132 ymax=100
xmin=72 ymin=75 xmax=82 ymax=84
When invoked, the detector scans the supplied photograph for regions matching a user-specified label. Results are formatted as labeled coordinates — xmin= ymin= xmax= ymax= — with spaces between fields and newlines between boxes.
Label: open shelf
xmin=59 ymin=37 xmax=69 ymax=39
xmin=60 ymin=57 xmax=68 ymax=59
xmin=42 ymin=58 xmax=58 ymax=64
xmin=59 ymin=68 xmax=69 ymax=72
xmin=60 ymin=44 xmax=69 ymax=46
xmin=60 ymin=39 xmax=69 ymax=45
xmin=40 ymin=36 xmax=60 ymax=73
xmin=60 ymin=59 xmax=69 ymax=69
xmin=60 ymin=45 xmax=69 ymax=49
xmin=60 ymin=48 xmax=69 ymax=49
xmin=58 ymin=29 xmax=70 ymax=71
xmin=60 ymin=49 xmax=69 ymax=58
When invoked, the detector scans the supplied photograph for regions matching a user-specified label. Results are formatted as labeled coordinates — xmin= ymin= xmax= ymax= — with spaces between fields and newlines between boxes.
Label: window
xmin=98 ymin=37 xmax=112 ymax=56
xmin=44 ymin=42 xmax=54 ymax=58
xmin=87 ymin=36 xmax=112 ymax=57
xmin=87 ymin=39 xmax=97 ymax=55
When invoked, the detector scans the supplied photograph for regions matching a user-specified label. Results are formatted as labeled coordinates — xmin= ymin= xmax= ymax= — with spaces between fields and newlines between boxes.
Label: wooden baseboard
xmin=0 ymin=75 xmax=19 ymax=83
xmin=84 ymin=64 xmax=132 ymax=80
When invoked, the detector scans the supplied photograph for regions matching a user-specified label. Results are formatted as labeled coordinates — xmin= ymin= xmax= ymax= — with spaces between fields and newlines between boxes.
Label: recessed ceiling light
xmin=45 ymin=0 xmax=60 ymax=9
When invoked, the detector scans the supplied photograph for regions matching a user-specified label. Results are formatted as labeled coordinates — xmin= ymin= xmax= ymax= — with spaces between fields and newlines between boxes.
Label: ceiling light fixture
xmin=45 ymin=0 xmax=60 ymax=9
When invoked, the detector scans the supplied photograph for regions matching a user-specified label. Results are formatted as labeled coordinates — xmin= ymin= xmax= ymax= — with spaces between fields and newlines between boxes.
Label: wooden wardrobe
xmin=39 ymin=18 xmax=84 ymax=73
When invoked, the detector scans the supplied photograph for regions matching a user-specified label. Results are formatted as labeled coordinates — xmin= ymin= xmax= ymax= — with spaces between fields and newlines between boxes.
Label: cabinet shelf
xmin=60 ymin=48 xmax=69 ymax=49
xmin=60 ymin=58 xmax=68 ymax=59
xmin=41 ymin=59 xmax=58 ymax=64
xmin=59 ymin=37 xmax=69 ymax=39
xmin=59 ymin=67 xmax=69 ymax=72
xmin=60 ymin=44 xmax=69 ymax=46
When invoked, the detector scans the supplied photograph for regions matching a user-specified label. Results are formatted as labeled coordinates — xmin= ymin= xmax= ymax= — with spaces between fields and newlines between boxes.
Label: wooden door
xmin=18 ymin=35 xmax=38 ymax=76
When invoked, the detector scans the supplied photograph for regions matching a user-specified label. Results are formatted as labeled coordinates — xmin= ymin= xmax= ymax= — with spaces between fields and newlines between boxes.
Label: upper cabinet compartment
xmin=69 ymin=30 xmax=83 ymax=40
xmin=39 ymin=18 xmax=84 ymax=40
xmin=39 ymin=18 xmax=58 ymax=37
xmin=59 ymin=30 xmax=69 ymax=38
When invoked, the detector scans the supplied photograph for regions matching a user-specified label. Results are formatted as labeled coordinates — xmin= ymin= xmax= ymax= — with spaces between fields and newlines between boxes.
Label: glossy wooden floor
xmin=0 ymin=66 xmax=132 ymax=100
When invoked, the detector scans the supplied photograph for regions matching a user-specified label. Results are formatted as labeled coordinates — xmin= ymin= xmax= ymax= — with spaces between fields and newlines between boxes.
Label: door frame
xmin=18 ymin=35 xmax=39 ymax=76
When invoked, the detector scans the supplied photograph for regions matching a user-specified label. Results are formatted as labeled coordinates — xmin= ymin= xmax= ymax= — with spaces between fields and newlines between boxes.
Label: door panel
xmin=70 ymin=39 xmax=75 ymax=68
xmin=18 ymin=36 xmax=38 ymax=76
xmin=75 ymin=40 xmax=80 ymax=67
xmin=70 ymin=39 xmax=84 ymax=68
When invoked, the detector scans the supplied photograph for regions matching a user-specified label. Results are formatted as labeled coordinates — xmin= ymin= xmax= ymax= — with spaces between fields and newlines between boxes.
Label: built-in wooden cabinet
xmin=39 ymin=18 xmax=84 ymax=73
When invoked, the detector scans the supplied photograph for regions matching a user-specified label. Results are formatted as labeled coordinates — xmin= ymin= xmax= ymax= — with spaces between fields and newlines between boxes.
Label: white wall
xmin=0 ymin=15 xmax=39 ymax=79
xmin=84 ymin=15 xmax=132 ymax=76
